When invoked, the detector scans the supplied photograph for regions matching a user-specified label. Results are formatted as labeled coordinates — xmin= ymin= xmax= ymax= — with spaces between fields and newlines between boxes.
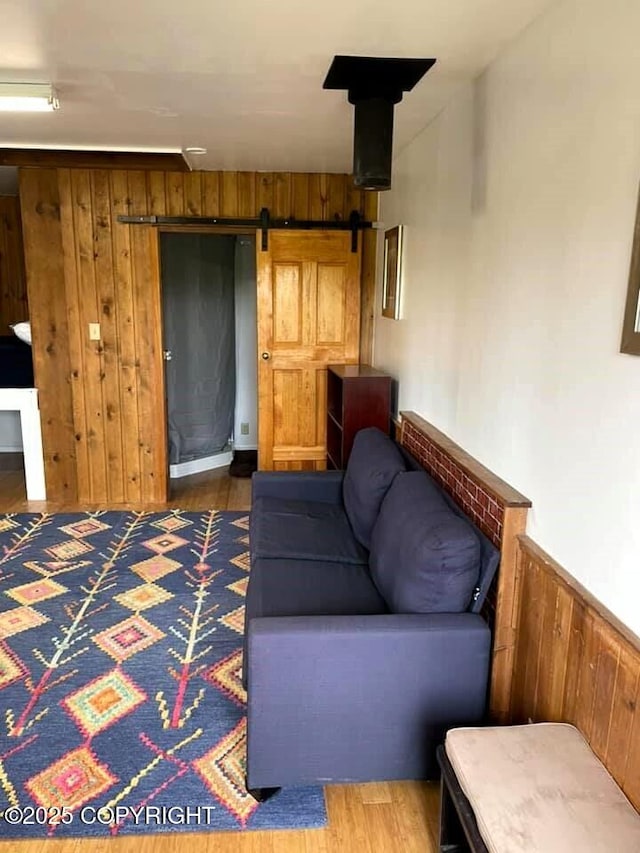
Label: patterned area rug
xmin=0 ymin=511 xmax=326 ymax=837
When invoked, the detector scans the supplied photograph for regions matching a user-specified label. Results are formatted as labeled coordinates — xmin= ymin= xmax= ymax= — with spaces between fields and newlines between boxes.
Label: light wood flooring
xmin=0 ymin=467 xmax=440 ymax=853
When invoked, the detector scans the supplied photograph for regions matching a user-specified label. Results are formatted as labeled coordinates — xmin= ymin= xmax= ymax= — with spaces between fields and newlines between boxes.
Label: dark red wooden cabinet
xmin=326 ymin=364 xmax=392 ymax=469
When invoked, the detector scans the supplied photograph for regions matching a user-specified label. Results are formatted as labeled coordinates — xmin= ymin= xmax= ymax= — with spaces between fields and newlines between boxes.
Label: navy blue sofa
xmin=244 ymin=428 xmax=499 ymax=792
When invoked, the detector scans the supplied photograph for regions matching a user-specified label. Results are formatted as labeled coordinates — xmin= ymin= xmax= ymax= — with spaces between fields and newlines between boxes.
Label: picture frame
xmin=382 ymin=225 xmax=403 ymax=319
xmin=620 ymin=183 xmax=640 ymax=355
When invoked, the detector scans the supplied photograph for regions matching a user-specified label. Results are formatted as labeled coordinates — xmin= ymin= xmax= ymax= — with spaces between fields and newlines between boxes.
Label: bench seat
xmin=440 ymin=723 xmax=640 ymax=852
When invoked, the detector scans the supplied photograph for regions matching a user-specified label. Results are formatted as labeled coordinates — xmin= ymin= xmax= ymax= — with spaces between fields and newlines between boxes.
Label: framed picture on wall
xmin=620 ymin=183 xmax=640 ymax=355
xmin=382 ymin=225 xmax=403 ymax=319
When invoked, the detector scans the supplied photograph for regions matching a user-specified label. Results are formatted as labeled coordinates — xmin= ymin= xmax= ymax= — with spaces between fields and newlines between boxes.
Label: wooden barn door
xmin=257 ymin=230 xmax=361 ymax=470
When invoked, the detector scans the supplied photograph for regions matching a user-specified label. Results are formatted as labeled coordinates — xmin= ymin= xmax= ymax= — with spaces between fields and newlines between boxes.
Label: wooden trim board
xmin=3 ymin=150 xmax=189 ymax=171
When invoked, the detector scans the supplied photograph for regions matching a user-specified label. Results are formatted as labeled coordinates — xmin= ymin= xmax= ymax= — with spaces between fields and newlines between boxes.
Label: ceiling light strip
xmin=0 ymin=83 xmax=59 ymax=112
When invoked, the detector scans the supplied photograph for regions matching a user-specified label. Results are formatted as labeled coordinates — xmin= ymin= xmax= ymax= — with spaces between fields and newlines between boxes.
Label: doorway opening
xmin=159 ymin=231 xmax=257 ymax=484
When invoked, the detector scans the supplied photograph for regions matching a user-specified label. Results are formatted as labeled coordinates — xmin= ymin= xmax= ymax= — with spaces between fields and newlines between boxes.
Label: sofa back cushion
xmin=369 ymin=471 xmax=481 ymax=613
xmin=343 ymin=428 xmax=406 ymax=549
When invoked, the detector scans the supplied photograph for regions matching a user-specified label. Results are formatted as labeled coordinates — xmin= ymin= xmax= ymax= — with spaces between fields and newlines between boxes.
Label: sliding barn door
xmin=257 ymin=230 xmax=361 ymax=470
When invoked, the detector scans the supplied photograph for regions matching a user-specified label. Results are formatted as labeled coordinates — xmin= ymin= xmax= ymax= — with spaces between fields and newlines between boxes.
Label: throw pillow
xmin=369 ymin=471 xmax=481 ymax=613
xmin=342 ymin=427 xmax=406 ymax=549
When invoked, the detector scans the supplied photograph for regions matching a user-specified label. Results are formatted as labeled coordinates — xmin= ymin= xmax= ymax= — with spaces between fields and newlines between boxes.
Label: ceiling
xmin=0 ymin=0 xmax=554 ymax=173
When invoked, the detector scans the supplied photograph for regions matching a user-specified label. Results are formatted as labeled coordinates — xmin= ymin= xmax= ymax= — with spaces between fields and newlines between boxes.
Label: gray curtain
xmin=160 ymin=233 xmax=236 ymax=465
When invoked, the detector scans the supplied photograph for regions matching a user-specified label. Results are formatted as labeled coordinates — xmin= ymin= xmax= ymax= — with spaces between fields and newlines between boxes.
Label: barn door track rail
xmin=117 ymin=208 xmax=371 ymax=252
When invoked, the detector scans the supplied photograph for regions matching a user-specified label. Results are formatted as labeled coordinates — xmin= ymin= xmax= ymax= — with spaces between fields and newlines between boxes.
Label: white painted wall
xmin=374 ymin=0 xmax=640 ymax=635
xmin=233 ymin=236 xmax=258 ymax=450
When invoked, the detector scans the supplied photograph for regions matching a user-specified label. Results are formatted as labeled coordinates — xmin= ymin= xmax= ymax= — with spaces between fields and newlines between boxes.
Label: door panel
xmin=317 ymin=265 xmax=347 ymax=344
xmin=273 ymin=264 xmax=303 ymax=344
xmin=273 ymin=369 xmax=303 ymax=444
xmin=257 ymin=230 xmax=361 ymax=470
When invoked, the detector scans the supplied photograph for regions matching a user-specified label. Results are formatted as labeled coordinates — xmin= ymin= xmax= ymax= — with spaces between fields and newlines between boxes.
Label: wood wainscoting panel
xmin=19 ymin=169 xmax=78 ymax=501
xmin=68 ymin=169 xmax=109 ymax=502
xmin=510 ymin=535 xmax=640 ymax=811
xmin=20 ymin=169 xmax=377 ymax=503
xmin=111 ymin=171 xmax=143 ymax=502
xmin=92 ymin=169 xmax=126 ymax=502
xmin=0 ymin=195 xmax=28 ymax=332
xmin=127 ymin=172 xmax=167 ymax=504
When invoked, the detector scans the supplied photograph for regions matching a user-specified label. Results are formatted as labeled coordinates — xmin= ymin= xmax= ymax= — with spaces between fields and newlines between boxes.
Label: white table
xmin=0 ymin=388 xmax=46 ymax=501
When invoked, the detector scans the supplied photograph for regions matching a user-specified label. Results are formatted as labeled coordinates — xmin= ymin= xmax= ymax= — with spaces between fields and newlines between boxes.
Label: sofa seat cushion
xmin=246 ymin=557 xmax=388 ymax=621
xmin=343 ymin=428 xmax=406 ymax=550
xmin=251 ymin=496 xmax=368 ymax=565
xmin=370 ymin=471 xmax=481 ymax=613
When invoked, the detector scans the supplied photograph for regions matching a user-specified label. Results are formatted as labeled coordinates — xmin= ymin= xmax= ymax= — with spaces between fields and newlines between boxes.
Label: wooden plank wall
xmin=510 ymin=535 xmax=640 ymax=812
xmin=0 ymin=195 xmax=28 ymax=332
xmin=19 ymin=169 xmax=378 ymax=504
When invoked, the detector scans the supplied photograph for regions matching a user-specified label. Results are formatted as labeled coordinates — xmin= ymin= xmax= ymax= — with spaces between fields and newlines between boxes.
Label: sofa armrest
xmin=246 ymin=614 xmax=491 ymax=788
xmin=251 ymin=470 xmax=345 ymax=504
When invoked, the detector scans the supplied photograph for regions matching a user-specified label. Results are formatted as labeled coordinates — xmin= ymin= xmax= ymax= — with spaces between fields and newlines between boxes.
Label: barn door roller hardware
xmin=117 ymin=208 xmax=371 ymax=252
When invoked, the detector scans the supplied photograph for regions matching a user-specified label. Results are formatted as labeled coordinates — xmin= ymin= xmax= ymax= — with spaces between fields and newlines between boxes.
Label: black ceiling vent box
xmin=323 ymin=55 xmax=436 ymax=191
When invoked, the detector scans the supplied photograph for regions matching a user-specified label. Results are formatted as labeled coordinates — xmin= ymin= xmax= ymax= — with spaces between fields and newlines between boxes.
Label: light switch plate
xmin=89 ymin=323 xmax=101 ymax=341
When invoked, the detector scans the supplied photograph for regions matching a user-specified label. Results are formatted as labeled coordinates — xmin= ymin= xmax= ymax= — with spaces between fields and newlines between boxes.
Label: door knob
xmin=261 ymin=352 xmax=270 ymax=360
xmin=163 ymin=350 xmax=172 ymax=361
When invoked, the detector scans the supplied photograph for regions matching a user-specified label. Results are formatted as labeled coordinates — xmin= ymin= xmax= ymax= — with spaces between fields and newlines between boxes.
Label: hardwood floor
xmin=0 ymin=468 xmax=440 ymax=853
xmin=0 ymin=466 xmax=253 ymax=514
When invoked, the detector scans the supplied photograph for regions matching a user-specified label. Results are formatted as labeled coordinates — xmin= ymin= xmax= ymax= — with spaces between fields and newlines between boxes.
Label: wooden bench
xmin=437 ymin=723 xmax=640 ymax=852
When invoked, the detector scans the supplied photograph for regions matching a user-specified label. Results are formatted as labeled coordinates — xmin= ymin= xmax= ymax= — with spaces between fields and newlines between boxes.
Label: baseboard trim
xmin=169 ymin=450 xmax=233 ymax=480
